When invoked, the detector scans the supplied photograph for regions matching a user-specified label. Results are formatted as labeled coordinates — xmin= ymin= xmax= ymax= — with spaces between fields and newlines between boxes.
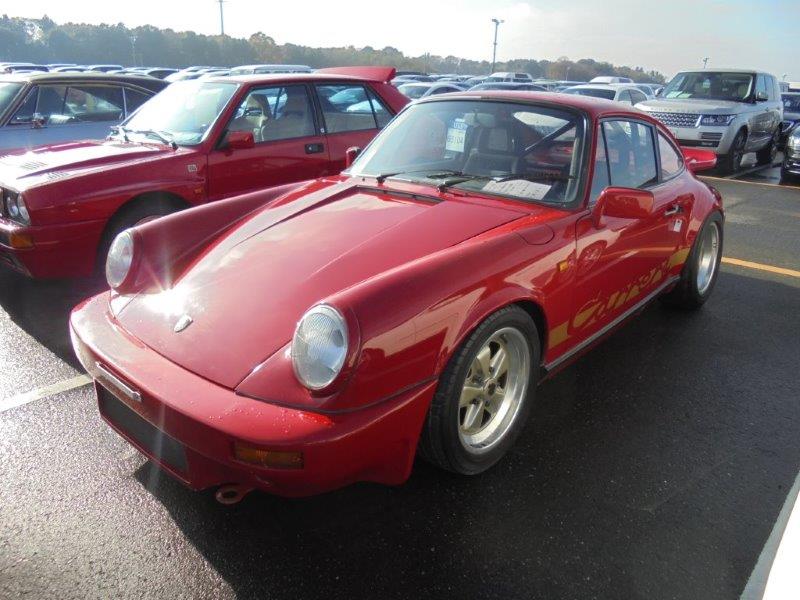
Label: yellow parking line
xmin=722 ymin=257 xmax=800 ymax=279
xmin=701 ymin=175 xmax=793 ymax=191
xmin=0 ymin=374 xmax=92 ymax=413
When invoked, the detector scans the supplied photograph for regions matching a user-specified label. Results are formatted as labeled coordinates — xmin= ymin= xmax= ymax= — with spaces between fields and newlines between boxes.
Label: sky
xmin=5 ymin=0 xmax=798 ymax=79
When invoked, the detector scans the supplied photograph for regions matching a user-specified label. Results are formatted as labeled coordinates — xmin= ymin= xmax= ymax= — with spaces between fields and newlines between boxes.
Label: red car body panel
xmin=0 ymin=68 xmax=408 ymax=278
xmin=70 ymin=92 xmax=724 ymax=497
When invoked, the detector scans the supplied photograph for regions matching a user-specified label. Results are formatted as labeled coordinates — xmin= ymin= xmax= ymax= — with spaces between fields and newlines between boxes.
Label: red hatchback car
xmin=0 ymin=67 xmax=407 ymax=278
xmin=70 ymin=92 xmax=723 ymax=499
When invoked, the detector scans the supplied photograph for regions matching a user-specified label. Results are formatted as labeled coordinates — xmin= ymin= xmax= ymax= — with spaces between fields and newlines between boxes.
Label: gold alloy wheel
xmin=458 ymin=327 xmax=531 ymax=454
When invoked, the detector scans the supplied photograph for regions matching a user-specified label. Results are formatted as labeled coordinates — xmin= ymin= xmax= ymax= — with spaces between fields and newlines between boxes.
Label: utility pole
xmin=217 ymin=0 xmax=225 ymax=36
xmin=130 ymin=35 xmax=137 ymax=67
xmin=702 ymin=57 xmax=709 ymax=69
xmin=491 ymin=18 xmax=503 ymax=74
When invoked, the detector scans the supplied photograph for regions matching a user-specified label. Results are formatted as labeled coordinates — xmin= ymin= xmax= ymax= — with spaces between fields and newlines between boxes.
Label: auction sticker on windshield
xmin=445 ymin=119 xmax=468 ymax=153
xmin=482 ymin=179 xmax=552 ymax=200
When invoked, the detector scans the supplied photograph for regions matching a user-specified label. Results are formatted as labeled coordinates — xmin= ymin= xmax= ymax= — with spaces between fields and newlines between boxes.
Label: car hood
xmin=0 ymin=139 xmax=179 ymax=190
xmin=638 ymin=98 xmax=748 ymax=115
xmin=784 ymin=111 xmax=800 ymax=122
xmin=116 ymin=181 xmax=529 ymax=389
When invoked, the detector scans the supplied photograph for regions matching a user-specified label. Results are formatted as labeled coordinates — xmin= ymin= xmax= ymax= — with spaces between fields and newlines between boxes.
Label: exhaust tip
xmin=215 ymin=484 xmax=254 ymax=505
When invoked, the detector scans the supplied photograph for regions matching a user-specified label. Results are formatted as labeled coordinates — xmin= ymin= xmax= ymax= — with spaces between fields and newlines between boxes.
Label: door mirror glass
xmin=755 ymin=90 xmax=769 ymax=102
xmin=223 ymin=130 xmax=255 ymax=150
xmin=682 ymin=147 xmax=717 ymax=172
xmin=592 ymin=187 xmax=654 ymax=227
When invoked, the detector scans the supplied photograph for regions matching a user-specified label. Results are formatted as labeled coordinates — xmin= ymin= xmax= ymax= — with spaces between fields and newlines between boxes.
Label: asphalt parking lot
xmin=1 ymin=177 xmax=798 ymax=600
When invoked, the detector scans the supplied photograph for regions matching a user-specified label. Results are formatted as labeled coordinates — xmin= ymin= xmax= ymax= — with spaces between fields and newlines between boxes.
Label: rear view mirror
xmin=755 ymin=91 xmax=769 ymax=102
xmin=345 ymin=146 xmax=361 ymax=168
xmin=682 ymin=148 xmax=717 ymax=173
xmin=592 ymin=187 xmax=654 ymax=228
xmin=223 ymin=130 xmax=255 ymax=151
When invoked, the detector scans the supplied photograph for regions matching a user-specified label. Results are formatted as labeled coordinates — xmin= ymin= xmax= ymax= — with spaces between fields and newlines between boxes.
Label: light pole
xmin=217 ymin=0 xmax=226 ymax=36
xmin=130 ymin=35 xmax=137 ymax=67
xmin=491 ymin=18 xmax=503 ymax=74
xmin=702 ymin=57 xmax=709 ymax=69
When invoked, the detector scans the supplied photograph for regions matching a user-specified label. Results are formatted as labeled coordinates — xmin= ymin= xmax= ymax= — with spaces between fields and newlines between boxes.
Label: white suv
xmin=637 ymin=69 xmax=783 ymax=173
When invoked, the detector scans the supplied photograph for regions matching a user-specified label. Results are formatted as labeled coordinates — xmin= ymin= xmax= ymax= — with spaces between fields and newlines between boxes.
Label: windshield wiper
xmin=373 ymin=169 xmax=463 ymax=184
xmin=493 ymin=173 xmax=574 ymax=183
xmin=127 ymin=128 xmax=178 ymax=149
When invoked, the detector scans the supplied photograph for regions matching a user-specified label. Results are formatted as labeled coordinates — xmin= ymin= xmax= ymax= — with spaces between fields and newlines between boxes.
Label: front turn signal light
xmin=233 ymin=442 xmax=304 ymax=470
xmin=8 ymin=232 xmax=33 ymax=249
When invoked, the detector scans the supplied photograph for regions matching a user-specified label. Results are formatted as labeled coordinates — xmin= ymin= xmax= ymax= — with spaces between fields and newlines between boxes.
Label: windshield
xmin=122 ymin=80 xmax=238 ymax=145
xmin=349 ymin=99 xmax=586 ymax=206
xmin=662 ymin=72 xmax=753 ymax=101
xmin=783 ymin=94 xmax=800 ymax=113
xmin=563 ymin=87 xmax=616 ymax=100
xmin=0 ymin=83 xmax=23 ymax=115
xmin=398 ymin=84 xmax=429 ymax=99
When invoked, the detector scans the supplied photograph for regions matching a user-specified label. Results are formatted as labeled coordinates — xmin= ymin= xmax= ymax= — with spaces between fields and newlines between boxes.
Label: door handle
xmin=663 ymin=205 xmax=682 ymax=217
xmin=305 ymin=143 xmax=324 ymax=154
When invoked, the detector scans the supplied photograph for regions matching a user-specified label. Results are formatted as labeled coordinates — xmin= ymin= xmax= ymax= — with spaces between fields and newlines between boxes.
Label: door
xmin=569 ymin=120 xmax=684 ymax=345
xmin=206 ymin=84 xmax=330 ymax=201
xmin=749 ymin=75 xmax=773 ymax=149
xmin=313 ymin=83 xmax=393 ymax=174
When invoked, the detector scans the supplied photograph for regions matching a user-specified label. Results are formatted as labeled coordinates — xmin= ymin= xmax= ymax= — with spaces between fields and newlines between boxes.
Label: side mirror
xmin=223 ymin=130 xmax=255 ymax=151
xmin=345 ymin=146 xmax=361 ymax=168
xmin=682 ymin=147 xmax=717 ymax=172
xmin=592 ymin=187 xmax=654 ymax=228
xmin=32 ymin=113 xmax=46 ymax=129
xmin=755 ymin=90 xmax=769 ymax=102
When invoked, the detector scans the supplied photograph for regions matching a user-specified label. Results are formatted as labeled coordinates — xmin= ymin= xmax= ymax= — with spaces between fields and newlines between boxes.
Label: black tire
xmin=720 ymin=129 xmax=747 ymax=175
xmin=756 ymin=129 xmax=779 ymax=166
xmin=95 ymin=196 xmax=182 ymax=275
xmin=418 ymin=305 xmax=540 ymax=475
xmin=661 ymin=211 xmax=723 ymax=310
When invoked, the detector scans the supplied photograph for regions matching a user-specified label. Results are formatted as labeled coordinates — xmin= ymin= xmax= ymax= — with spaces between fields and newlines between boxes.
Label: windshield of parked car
xmin=662 ymin=72 xmax=754 ymax=101
xmin=563 ymin=87 xmax=616 ymax=100
xmin=783 ymin=94 xmax=800 ymax=113
xmin=121 ymin=80 xmax=238 ymax=145
xmin=398 ymin=84 xmax=430 ymax=99
xmin=348 ymin=99 xmax=586 ymax=206
xmin=0 ymin=82 xmax=23 ymax=116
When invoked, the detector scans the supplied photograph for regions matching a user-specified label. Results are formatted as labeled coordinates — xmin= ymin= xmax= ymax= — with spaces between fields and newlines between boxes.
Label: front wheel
xmin=720 ymin=130 xmax=747 ymax=174
xmin=418 ymin=305 xmax=539 ymax=475
xmin=661 ymin=212 xmax=723 ymax=309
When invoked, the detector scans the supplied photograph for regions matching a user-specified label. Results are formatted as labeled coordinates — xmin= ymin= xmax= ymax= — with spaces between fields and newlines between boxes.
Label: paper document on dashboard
xmin=482 ymin=179 xmax=552 ymax=200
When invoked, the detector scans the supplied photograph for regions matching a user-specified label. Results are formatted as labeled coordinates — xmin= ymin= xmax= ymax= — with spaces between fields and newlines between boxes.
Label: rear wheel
xmin=756 ymin=129 xmax=779 ymax=166
xmin=720 ymin=130 xmax=746 ymax=174
xmin=661 ymin=212 xmax=723 ymax=309
xmin=419 ymin=305 xmax=539 ymax=475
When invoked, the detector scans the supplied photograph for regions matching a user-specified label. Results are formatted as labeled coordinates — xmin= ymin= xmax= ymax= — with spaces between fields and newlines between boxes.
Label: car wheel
xmin=756 ymin=129 xmax=779 ymax=166
xmin=95 ymin=197 xmax=182 ymax=276
xmin=721 ymin=130 xmax=747 ymax=174
xmin=661 ymin=212 xmax=723 ymax=310
xmin=418 ymin=305 xmax=539 ymax=475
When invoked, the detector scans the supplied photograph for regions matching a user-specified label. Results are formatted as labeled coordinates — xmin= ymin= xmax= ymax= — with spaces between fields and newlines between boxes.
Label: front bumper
xmin=70 ymin=294 xmax=436 ymax=498
xmin=783 ymin=146 xmax=800 ymax=175
xmin=0 ymin=217 xmax=107 ymax=278
xmin=661 ymin=124 xmax=738 ymax=155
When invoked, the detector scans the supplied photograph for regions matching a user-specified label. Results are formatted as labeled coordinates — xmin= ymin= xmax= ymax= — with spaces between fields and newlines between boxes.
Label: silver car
xmin=637 ymin=69 xmax=783 ymax=173
xmin=0 ymin=72 xmax=167 ymax=153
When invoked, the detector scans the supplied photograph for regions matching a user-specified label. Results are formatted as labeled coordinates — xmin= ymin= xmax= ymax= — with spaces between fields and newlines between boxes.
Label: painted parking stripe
xmin=0 ymin=374 xmax=92 ymax=413
xmin=701 ymin=175 xmax=794 ymax=190
xmin=722 ymin=257 xmax=800 ymax=279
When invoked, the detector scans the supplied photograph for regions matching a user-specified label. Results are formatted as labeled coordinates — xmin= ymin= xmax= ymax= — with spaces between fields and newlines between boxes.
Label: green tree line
xmin=0 ymin=15 xmax=665 ymax=83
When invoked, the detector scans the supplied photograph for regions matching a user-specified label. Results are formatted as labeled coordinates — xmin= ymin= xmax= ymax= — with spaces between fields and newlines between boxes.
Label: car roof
xmin=203 ymin=69 xmax=395 ymax=85
xmin=415 ymin=90 xmax=651 ymax=119
xmin=673 ymin=68 xmax=769 ymax=75
xmin=0 ymin=71 xmax=162 ymax=85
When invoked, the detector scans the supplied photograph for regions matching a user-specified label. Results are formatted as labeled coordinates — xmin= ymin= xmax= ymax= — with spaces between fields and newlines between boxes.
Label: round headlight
xmin=15 ymin=194 xmax=30 ymax=225
xmin=291 ymin=305 xmax=349 ymax=390
xmin=105 ymin=230 xmax=135 ymax=289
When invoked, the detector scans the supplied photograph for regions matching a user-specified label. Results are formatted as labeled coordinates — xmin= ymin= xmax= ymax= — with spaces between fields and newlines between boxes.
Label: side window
xmin=602 ymin=120 xmax=658 ymax=188
xmin=61 ymin=85 xmax=124 ymax=123
xmin=30 ymin=85 xmax=67 ymax=123
xmin=316 ymin=84 xmax=381 ymax=133
xmin=630 ymin=90 xmax=647 ymax=105
xmin=228 ymin=85 xmax=315 ymax=143
xmin=9 ymin=87 xmax=38 ymax=125
xmin=657 ymin=133 xmax=683 ymax=180
xmin=124 ymin=88 xmax=152 ymax=116
xmin=366 ymin=88 xmax=392 ymax=128
xmin=617 ymin=90 xmax=632 ymax=104
xmin=589 ymin=125 xmax=610 ymax=205
xmin=756 ymin=75 xmax=768 ymax=98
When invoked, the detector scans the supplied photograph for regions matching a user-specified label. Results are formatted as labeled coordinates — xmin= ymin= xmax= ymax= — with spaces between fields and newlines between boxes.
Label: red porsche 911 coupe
xmin=70 ymin=91 xmax=723 ymax=500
